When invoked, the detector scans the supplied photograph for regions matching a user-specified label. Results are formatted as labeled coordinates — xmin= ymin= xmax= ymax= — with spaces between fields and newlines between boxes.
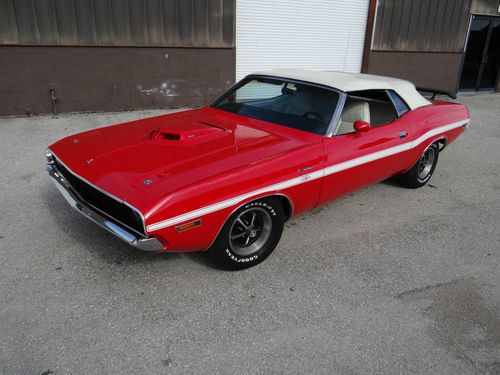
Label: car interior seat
xmin=335 ymin=100 xmax=370 ymax=135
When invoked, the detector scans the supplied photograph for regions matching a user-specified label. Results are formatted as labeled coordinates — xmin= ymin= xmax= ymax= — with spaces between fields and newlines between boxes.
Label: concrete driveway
xmin=1 ymin=94 xmax=499 ymax=374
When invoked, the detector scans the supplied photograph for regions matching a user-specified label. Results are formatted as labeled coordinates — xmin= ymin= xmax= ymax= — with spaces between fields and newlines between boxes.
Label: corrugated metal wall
xmin=372 ymin=0 xmax=500 ymax=52
xmin=372 ymin=0 xmax=473 ymax=52
xmin=471 ymin=0 xmax=500 ymax=14
xmin=0 ymin=0 xmax=234 ymax=47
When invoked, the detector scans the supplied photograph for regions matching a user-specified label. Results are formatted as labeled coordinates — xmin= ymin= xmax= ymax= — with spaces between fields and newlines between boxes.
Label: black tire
xmin=210 ymin=197 xmax=285 ymax=270
xmin=396 ymin=143 xmax=439 ymax=189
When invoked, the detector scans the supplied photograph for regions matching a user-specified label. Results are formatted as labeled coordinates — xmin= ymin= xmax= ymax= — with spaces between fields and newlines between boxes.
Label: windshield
xmin=212 ymin=77 xmax=341 ymax=135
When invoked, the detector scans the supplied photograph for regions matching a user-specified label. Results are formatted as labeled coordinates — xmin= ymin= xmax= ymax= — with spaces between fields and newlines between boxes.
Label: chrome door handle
xmin=399 ymin=131 xmax=407 ymax=139
xmin=298 ymin=166 xmax=314 ymax=172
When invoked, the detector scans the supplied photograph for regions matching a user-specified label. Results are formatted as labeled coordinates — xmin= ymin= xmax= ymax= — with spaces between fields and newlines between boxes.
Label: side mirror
xmin=354 ymin=120 xmax=371 ymax=133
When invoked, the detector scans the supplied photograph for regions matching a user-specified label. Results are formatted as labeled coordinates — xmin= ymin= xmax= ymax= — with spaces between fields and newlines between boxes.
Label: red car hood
xmin=49 ymin=107 xmax=320 ymax=213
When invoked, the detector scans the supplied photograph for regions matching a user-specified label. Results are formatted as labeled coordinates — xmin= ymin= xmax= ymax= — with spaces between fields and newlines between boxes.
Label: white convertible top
xmin=251 ymin=69 xmax=431 ymax=110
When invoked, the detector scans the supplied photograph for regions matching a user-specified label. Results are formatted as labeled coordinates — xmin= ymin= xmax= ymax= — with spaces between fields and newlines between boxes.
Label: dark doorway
xmin=459 ymin=15 xmax=500 ymax=91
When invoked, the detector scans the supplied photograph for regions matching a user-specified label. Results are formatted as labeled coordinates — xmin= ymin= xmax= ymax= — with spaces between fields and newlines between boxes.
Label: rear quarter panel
xmin=404 ymin=100 xmax=470 ymax=168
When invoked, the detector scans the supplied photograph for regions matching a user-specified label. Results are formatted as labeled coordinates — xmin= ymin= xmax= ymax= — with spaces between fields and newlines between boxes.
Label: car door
xmin=318 ymin=91 xmax=412 ymax=205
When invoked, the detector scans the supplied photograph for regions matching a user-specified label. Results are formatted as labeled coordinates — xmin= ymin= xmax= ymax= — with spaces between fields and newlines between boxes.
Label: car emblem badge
xmin=143 ymin=179 xmax=152 ymax=185
xmin=73 ymin=138 xmax=79 ymax=143
xmin=86 ymin=159 xmax=93 ymax=164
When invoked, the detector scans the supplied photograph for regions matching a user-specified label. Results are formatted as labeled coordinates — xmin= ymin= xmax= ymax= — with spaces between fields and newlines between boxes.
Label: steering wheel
xmin=302 ymin=111 xmax=326 ymax=126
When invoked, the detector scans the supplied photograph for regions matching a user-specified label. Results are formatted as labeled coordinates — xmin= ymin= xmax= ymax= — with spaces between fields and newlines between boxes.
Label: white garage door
xmin=236 ymin=0 xmax=370 ymax=80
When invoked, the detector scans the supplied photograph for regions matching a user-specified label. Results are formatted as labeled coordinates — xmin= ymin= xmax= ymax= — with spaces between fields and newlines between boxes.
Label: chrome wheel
xmin=229 ymin=207 xmax=272 ymax=257
xmin=418 ymin=147 xmax=435 ymax=181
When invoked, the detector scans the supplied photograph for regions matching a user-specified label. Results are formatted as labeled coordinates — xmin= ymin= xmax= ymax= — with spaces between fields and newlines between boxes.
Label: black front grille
xmin=54 ymin=159 xmax=145 ymax=235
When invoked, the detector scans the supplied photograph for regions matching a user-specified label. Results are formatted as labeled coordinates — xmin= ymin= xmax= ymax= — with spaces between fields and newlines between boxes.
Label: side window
xmin=335 ymin=90 xmax=398 ymax=135
xmin=387 ymin=90 xmax=410 ymax=116
xmin=335 ymin=96 xmax=371 ymax=135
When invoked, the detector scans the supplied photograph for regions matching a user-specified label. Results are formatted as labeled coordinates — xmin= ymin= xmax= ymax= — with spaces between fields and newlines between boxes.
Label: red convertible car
xmin=46 ymin=70 xmax=470 ymax=269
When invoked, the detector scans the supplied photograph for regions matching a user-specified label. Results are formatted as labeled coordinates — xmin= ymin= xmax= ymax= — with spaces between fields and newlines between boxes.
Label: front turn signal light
xmin=175 ymin=219 xmax=202 ymax=232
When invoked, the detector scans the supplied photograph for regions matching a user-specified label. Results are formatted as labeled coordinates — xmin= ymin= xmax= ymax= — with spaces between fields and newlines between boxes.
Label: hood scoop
xmin=149 ymin=121 xmax=230 ymax=144
xmin=157 ymin=132 xmax=181 ymax=141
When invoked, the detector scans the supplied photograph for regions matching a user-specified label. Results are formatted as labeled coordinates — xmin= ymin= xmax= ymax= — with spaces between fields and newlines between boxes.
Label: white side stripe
xmin=146 ymin=118 xmax=469 ymax=232
xmin=146 ymin=170 xmax=324 ymax=232
xmin=324 ymin=142 xmax=413 ymax=176
xmin=412 ymin=120 xmax=469 ymax=147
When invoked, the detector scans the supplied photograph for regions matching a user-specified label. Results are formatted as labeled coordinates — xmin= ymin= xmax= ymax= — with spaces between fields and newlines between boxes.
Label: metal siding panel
xmin=471 ymin=0 xmax=500 ymax=14
xmin=398 ymin=0 xmax=413 ymax=50
xmin=372 ymin=0 xmax=474 ymax=52
xmin=222 ymin=0 xmax=234 ymax=46
xmin=375 ymin=0 xmax=389 ymax=50
xmin=162 ymin=0 xmax=180 ymax=46
xmin=432 ymin=0 xmax=447 ymax=51
xmin=441 ymin=0 xmax=457 ymax=49
xmin=421 ymin=0 xmax=438 ymax=50
xmin=1 ymin=0 xmax=234 ymax=47
xmin=379 ymin=0 xmax=394 ymax=50
xmin=74 ymin=0 xmax=97 ymax=45
xmin=236 ymin=0 xmax=370 ymax=80
xmin=456 ymin=0 xmax=473 ymax=51
xmin=178 ymin=0 xmax=194 ymax=46
xmin=0 ymin=0 xmax=20 ymax=44
xmin=433 ymin=0 xmax=447 ymax=50
xmin=145 ymin=0 xmax=164 ymax=45
xmin=13 ymin=0 xmax=40 ymax=44
xmin=193 ymin=0 xmax=209 ymax=46
xmin=390 ymin=0 xmax=404 ymax=50
xmin=129 ymin=0 xmax=147 ymax=45
xmin=405 ymin=0 xmax=422 ymax=50
xmin=93 ymin=0 xmax=114 ymax=45
xmin=208 ymin=0 xmax=223 ymax=46
xmin=451 ymin=0 xmax=470 ymax=51
xmin=34 ymin=0 xmax=59 ymax=44
xmin=472 ymin=0 xmax=483 ymax=13
xmin=374 ymin=0 xmax=386 ymax=48
xmin=54 ymin=0 xmax=78 ymax=44
xmin=110 ymin=0 xmax=132 ymax=45
xmin=418 ymin=0 xmax=433 ymax=50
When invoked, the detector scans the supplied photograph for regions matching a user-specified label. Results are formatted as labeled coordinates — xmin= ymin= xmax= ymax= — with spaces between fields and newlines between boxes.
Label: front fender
xmin=144 ymin=144 xmax=324 ymax=252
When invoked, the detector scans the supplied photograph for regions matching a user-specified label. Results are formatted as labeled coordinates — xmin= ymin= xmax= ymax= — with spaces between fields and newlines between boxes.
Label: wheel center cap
xmin=247 ymin=229 xmax=257 ymax=238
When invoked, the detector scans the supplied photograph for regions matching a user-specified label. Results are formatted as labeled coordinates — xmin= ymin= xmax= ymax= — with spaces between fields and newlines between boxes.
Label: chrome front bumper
xmin=46 ymin=163 xmax=164 ymax=252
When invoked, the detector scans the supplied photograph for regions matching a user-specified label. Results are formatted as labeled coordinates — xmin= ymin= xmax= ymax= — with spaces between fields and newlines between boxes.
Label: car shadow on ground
xmin=40 ymin=183 xmax=216 ymax=269
xmin=380 ymin=177 xmax=407 ymax=188
xmin=39 ymin=176 xmax=406 ymax=271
